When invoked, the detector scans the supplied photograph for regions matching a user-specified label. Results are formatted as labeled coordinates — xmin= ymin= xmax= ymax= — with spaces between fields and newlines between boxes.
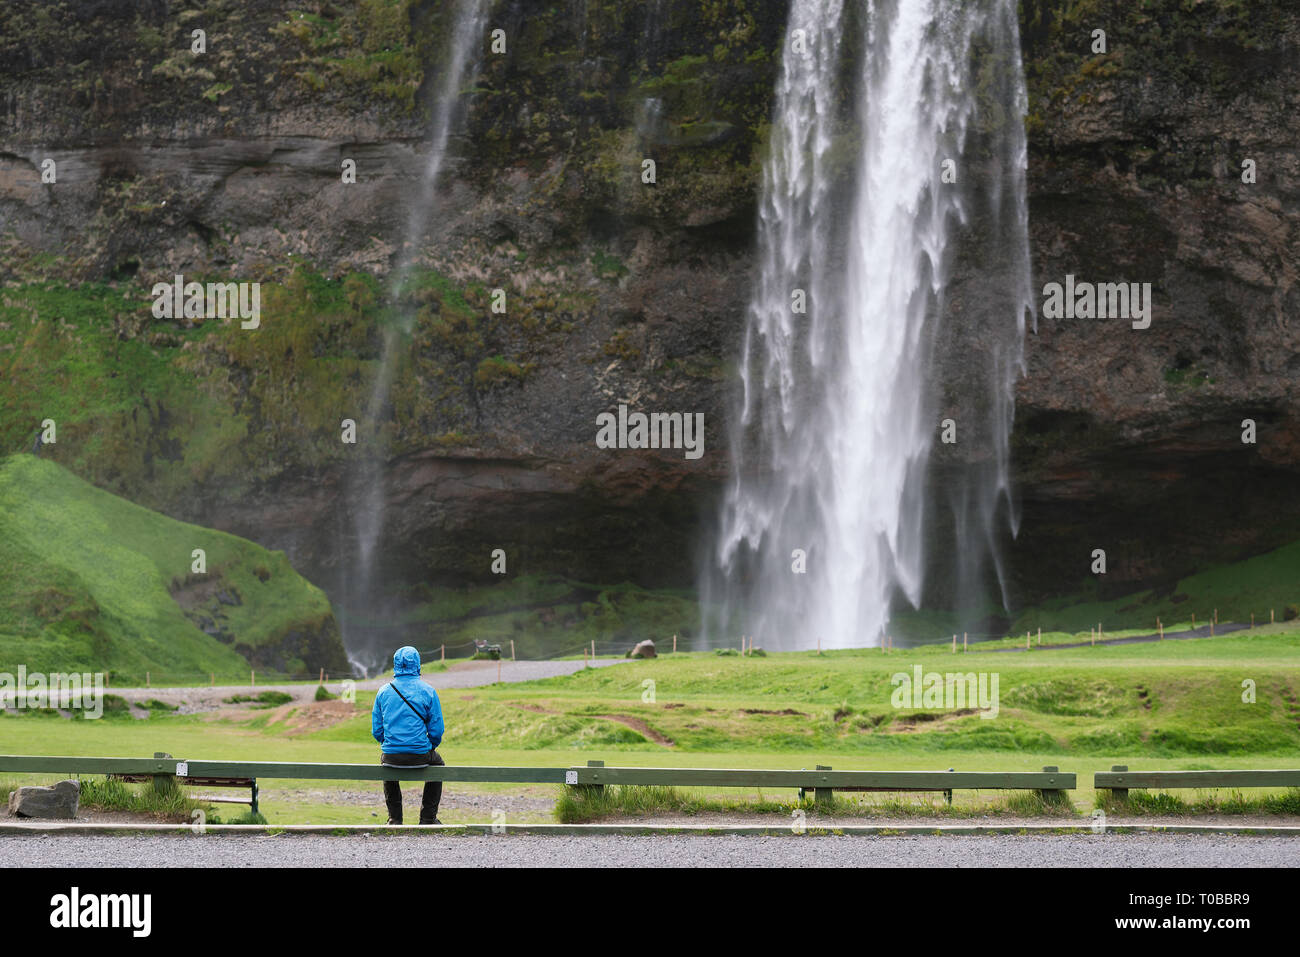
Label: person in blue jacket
xmin=372 ymin=646 xmax=445 ymax=825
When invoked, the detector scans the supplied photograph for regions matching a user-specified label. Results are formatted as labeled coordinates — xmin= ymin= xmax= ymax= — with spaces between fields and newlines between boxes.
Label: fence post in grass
xmin=511 ymin=639 xmax=515 ymax=662
xmin=1038 ymin=765 xmax=1063 ymax=804
xmin=497 ymin=657 xmax=502 ymax=683
xmin=952 ymin=634 xmax=956 ymax=653
xmin=1251 ymin=613 xmax=1254 ymax=628
xmin=1211 ymin=620 xmax=1214 ymax=636
xmin=1271 ymin=608 xmax=1275 ymax=624
xmin=815 ymin=764 xmax=833 ymax=806
xmin=1026 ymin=633 xmax=1030 ymax=650
xmin=1192 ymin=613 xmax=1196 ymax=628
xmin=151 ymin=751 xmax=174 ymax=797
xmin=441 ymin=644 xmax=445 ymax=663
xmin=319 ymin=668 xmax=324 ymax=684
xmin=673 ymin=634 xmax=677 ymax=654
xmin=1037 ymin=627 xmax=1041 ymax=646
xmin=1214 ymin=608 xmax=1218 ymax=625
xmin=1109 ymin=765 xmax=1129 ymax=803
xmin=945 ymin=767 xmax=953 ymax=806
xmin=1158 ymin=619 xmax=1163 ymax=640
xmin=591 ymin=639 xmax=596 ymax=660
xmin=963 ymin=632 xmax=967 ymax=652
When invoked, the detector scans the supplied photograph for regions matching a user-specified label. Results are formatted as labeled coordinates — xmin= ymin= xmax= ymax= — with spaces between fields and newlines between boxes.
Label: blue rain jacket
xmin=371 ymin=646 xmax=444 ymax=754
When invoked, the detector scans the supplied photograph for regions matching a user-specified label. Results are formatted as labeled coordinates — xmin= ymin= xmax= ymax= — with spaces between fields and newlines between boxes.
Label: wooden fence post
xmin=1038 ymin=765 xmax=1063 ymax=804
xmin=1109 ymin=765 xmax=1129 ymax=803
xmin=952 ymin=634 xmax=956 ymax=653
xmin=672 ymin=634 xmax=677 ymax=654
xmin=151 ymin=751 xmax=174 ymax=796
xmin=815 ymin=764 xmax=833 ymax=806
xmin=511 ymin=639 xmax=516 ymax=662
xmin=963 ymin=632 xmax=967 ymax=652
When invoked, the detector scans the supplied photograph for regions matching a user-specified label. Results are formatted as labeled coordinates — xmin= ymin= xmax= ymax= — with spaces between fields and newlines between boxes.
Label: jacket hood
xmin=392 ymin=646 xmax=422 ymax=677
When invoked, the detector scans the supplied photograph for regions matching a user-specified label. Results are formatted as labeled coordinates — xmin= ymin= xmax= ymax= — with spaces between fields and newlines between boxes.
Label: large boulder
xmin=7 ymin=780 xmax=80 ymax=819
xmin=629 ymin=639 xmax=657 ymax=659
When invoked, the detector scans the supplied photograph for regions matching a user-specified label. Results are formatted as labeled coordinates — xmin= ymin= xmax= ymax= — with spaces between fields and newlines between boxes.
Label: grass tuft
xmin=1096 ymin=787 xmax=1300 ymax=816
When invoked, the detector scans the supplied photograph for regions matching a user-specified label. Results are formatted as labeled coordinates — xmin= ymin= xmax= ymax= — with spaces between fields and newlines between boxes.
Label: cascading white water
xmin=706 ymin=0 xmax=1033 ymax=650
xmin=340 ymin=0 xmax=490 ymax=671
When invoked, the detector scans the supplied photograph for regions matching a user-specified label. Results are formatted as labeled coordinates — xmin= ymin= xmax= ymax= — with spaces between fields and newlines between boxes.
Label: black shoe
xmin=419 ymin=815 xmax=442 ymax=825
xmin=387 ymin=817 xmax=402 ymax=825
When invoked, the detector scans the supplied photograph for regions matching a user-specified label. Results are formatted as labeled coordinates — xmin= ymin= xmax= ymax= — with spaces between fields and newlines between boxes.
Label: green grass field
xmin=4 ymin=629 xmax=1298 ymax=823
xmin=0 ymin=454 xmax=347 ymax=680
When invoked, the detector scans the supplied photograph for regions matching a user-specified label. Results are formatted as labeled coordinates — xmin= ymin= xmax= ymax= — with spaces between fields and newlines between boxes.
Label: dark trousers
xmin=381 ymin=749 xmax=444 ymax=824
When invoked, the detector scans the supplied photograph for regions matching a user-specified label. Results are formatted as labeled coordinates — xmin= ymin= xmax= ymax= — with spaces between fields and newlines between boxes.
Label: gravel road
xmin=102 ymin=659 xmax=627 ymax=713
xmin=6 ymin=832 xmax=1296 ymax=867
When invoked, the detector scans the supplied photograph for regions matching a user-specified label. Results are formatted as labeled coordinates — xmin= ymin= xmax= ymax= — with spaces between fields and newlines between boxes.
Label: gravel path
xmin=101 ymin=659 xmax=627 ymax=713
xmin=5 ymin=832 xmax=1296 ymax=867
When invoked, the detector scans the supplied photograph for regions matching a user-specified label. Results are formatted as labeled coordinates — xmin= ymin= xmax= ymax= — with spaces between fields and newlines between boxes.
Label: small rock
xmin=8 ymin=780 xmax=80 ymax=819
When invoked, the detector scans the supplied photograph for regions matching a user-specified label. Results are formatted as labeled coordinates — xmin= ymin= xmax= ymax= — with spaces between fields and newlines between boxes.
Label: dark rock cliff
xmin=2 ymin=0 xmax=1297 ymax=620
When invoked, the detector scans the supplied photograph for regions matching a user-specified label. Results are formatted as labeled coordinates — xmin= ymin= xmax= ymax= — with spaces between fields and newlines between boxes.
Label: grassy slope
xmin=1004 ymin=538 xmax=1300 ymax=638
xmin=0 ymin=454 xmax=341 ymax=678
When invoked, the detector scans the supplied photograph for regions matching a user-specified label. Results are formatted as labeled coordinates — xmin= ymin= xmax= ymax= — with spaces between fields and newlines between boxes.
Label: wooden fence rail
xmin=0 ymin=755 xmax=1075 ymax=806
xmin=1095 ymin=765 xmax=1300 ymax=801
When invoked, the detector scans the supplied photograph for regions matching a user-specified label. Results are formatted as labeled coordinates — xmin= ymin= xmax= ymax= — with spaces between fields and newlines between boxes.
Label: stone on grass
xmin=7 ymin=779 xmax=80 ymax=819
xmin=628 ymin=639 xmax=657 ymax=659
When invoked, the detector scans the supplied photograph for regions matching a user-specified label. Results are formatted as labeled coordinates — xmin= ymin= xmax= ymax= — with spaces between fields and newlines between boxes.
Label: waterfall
xmin=705 ymin=0 xmax=1033 ymax=651
xmin=338 ymin=0 xmax=490 ymax=672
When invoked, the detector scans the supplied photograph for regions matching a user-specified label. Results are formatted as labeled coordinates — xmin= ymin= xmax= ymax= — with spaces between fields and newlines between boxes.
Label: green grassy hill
xmin=1005 ymin=539 xmax=1300 ymax=638
xmin=0 ymin=454 xmax=348 ymax=680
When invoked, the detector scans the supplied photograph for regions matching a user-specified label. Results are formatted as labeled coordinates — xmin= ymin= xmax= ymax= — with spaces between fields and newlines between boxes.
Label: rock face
xmin=7 ymin=780 xmax=80 ymax=819
xmin=1 ymin=0 xmax=1298 ymax=618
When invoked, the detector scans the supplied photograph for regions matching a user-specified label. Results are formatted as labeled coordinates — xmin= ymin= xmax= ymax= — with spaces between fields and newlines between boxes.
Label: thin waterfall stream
xmin=337 ymin=0 xmax=490 ymax=673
